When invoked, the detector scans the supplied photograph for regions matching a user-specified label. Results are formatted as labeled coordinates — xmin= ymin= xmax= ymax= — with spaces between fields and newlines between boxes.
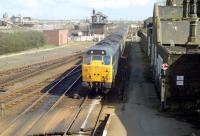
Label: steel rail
xmin=63 ymin=97 xmax=88 ymax=136
xmin=2 ymin=68 xmax=82 ymax=109
xmin=63 ymin=97 xmax=103 ymax=136
xmin=25 ymin=93 xmax=88 ymax=136
xmin=0 ymin=53 xmax=81 ymax=77
xmin=24 ymin=74 xmax=81 ymax=136
xmin=0 ymin=64 xmax=81 ymax=136
xmin=0 ymin=55 xmax=81 ymax=87
xmin=91 ymin=104 xmax=104 ymax=136
xmin=0 ymin=64 xmax=81 ymax=101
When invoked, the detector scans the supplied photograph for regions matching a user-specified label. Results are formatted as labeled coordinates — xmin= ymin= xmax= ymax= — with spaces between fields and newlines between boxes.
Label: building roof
xmin=93 ymin=12 xmax=108 ymax=18
xmin=144 ymin=17 xmax=153 ymax=24
xmin=43 ymin=29 xmax=68 ymax=32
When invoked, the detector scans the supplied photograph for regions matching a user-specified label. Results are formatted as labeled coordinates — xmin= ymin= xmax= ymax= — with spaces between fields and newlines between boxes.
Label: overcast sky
xmin=0 ymin=0 xmax=154 ymax=20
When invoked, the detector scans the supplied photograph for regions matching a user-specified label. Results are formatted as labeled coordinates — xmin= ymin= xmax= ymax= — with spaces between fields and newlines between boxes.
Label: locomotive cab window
xmin=92 ymin=55 xmax=102 ymax=61
xmin=103 ymin=56 xmax=111 ymax=65
xmin=84 ymin=56 xmax=91 ymax=64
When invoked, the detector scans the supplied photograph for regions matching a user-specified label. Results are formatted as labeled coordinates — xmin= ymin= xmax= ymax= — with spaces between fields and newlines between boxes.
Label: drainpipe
xmin=188 ymin=19 xmax=198 ymax=43
xmin=190 ymin=0 xmax=197 ymax=18
xmin=154 ymin=3 xmax=161 ymax=44
xmin=188 ymin=0 xmax=199 ymax=45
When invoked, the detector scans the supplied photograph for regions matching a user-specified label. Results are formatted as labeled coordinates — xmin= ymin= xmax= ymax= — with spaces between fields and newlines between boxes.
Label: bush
xmin=0 ymin=31 xmax=46 ymax=55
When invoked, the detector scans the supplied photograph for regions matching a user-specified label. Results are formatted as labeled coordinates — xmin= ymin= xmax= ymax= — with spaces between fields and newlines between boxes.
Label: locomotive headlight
xmin=87 ymin=75 xmax=91 ymax=78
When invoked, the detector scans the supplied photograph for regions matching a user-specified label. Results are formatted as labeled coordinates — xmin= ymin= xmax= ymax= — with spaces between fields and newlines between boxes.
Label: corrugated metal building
xmin=43 ymin=29 xmax=68 ymax=46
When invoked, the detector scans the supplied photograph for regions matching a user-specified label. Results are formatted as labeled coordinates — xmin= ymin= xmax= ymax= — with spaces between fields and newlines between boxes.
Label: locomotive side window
xmin=84 ymin=56 xmax=91 ymax=64
xmin=103 ymin=56 xmax=111 ymax=65
xmin=92 ymin=55 xmax=102 ymax=61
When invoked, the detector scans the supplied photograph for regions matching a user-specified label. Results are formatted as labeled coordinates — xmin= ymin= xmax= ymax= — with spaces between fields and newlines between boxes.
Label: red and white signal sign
xmin=162 ymin=63 xmax=169 ymax=70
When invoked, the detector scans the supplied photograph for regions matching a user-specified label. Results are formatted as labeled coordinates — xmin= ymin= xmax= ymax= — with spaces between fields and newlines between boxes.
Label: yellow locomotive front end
xmin=82 ymin=55 xmax=113 ymax=90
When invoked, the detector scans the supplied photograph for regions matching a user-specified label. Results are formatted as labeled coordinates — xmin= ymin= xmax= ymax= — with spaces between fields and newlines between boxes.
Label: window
xmin=92 ymin=55 xmax=102 ymax=61
xmin=84 ymin=56 xmax=91 ymax=64
xmin=104 ymin=56 xmax=111 ymax=65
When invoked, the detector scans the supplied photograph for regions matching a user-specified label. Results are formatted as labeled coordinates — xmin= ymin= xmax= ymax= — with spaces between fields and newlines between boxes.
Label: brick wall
xmin=44 ymin=29 xmax=68 ymax=46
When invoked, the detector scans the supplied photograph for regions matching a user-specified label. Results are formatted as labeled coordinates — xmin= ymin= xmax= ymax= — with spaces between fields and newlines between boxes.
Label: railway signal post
xmin=161 ymin=63 xmax=168 ymax=111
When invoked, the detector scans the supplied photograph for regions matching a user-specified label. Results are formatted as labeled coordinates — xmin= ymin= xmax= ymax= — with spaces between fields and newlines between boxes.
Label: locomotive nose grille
xmin=82 ymin=63 xmax=112 ymax=83
xmin=91 ymin=66 xmax=105 ymax=81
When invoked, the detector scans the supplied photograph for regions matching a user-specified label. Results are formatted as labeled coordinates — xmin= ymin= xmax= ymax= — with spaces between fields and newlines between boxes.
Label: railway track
xmin=0 ymin=54 xmax=81 ymax=110
xmin=28 ymin=96 xmax=104 ymax=136
xmin=26 ymin=94 xmax=89 ymax=136
xmin=0 ymin=60 xmax=108 ymax=136
xmin=0 ymin=64 xmax=81 ymax=101
xmin=0 ymin=67 xmax=81 ymax=111
xmin=0 ymin=53 xmax=81 ymax=89
xmin=0 ymin=65 xmax=82 ymax=136
xmin=65 ymin=100 xmax=103 ymax=136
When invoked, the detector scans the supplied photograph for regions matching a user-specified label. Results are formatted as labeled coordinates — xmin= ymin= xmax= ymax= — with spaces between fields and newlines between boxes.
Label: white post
xmin=161 ymin=69 xmax=166 ymax=111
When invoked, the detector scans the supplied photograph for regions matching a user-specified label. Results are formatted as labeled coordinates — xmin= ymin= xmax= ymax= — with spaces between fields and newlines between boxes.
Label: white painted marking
xmin=103 ymin=130 xmax=107 ymax=136
xmin=78 ymin=99 xmax=100 ymax=136
xmin=81 ymin=99 xmax=100 ymax=129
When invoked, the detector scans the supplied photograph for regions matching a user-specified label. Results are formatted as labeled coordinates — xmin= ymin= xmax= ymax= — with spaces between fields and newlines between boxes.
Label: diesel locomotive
xmin=82 ymin=30 xmax=127 ymax=93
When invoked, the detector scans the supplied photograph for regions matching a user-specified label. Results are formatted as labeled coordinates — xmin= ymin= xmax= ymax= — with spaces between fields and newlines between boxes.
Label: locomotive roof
xmin=87 ymin=31 xmax=125 ymax=56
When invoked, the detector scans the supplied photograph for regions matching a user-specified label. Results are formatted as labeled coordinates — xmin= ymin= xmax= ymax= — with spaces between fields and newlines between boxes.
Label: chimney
xmin=183 ymin=0 xmax=190 ymax=19
xmin=166 ymin=0 xmax=173 ymax=6
xmin=188 ymin=19 xmax=198 ymax=44
xmin=188 ymin=0 xmax=199 ymax=45
xmin=93 ymin=9 xmax=95 ymax=15
xmin=197 ymin=0 xmax=200 ymax=17
xmin=190 ymin=0 xmax=197 ymax=18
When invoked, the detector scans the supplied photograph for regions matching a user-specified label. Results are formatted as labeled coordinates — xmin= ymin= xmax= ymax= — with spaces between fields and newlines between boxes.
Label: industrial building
xmin=0 ymin=13 xmax=37 ymax=27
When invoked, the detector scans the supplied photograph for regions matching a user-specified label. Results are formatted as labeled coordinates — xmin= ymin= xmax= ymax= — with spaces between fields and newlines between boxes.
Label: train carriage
xmin=82 ymin=30 xmax=126 ymax=93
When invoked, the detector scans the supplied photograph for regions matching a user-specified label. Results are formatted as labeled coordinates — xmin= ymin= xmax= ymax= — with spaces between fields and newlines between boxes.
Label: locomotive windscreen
xmin=87 ymin=50 xmax=106 ymax=55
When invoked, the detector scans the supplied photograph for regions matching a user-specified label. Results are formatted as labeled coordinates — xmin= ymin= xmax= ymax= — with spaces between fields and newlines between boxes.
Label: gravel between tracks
xmin=1 ymin=57 xmax=80 ymax=93
xmin=0 ymin=67 xmax=81 ymax=136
